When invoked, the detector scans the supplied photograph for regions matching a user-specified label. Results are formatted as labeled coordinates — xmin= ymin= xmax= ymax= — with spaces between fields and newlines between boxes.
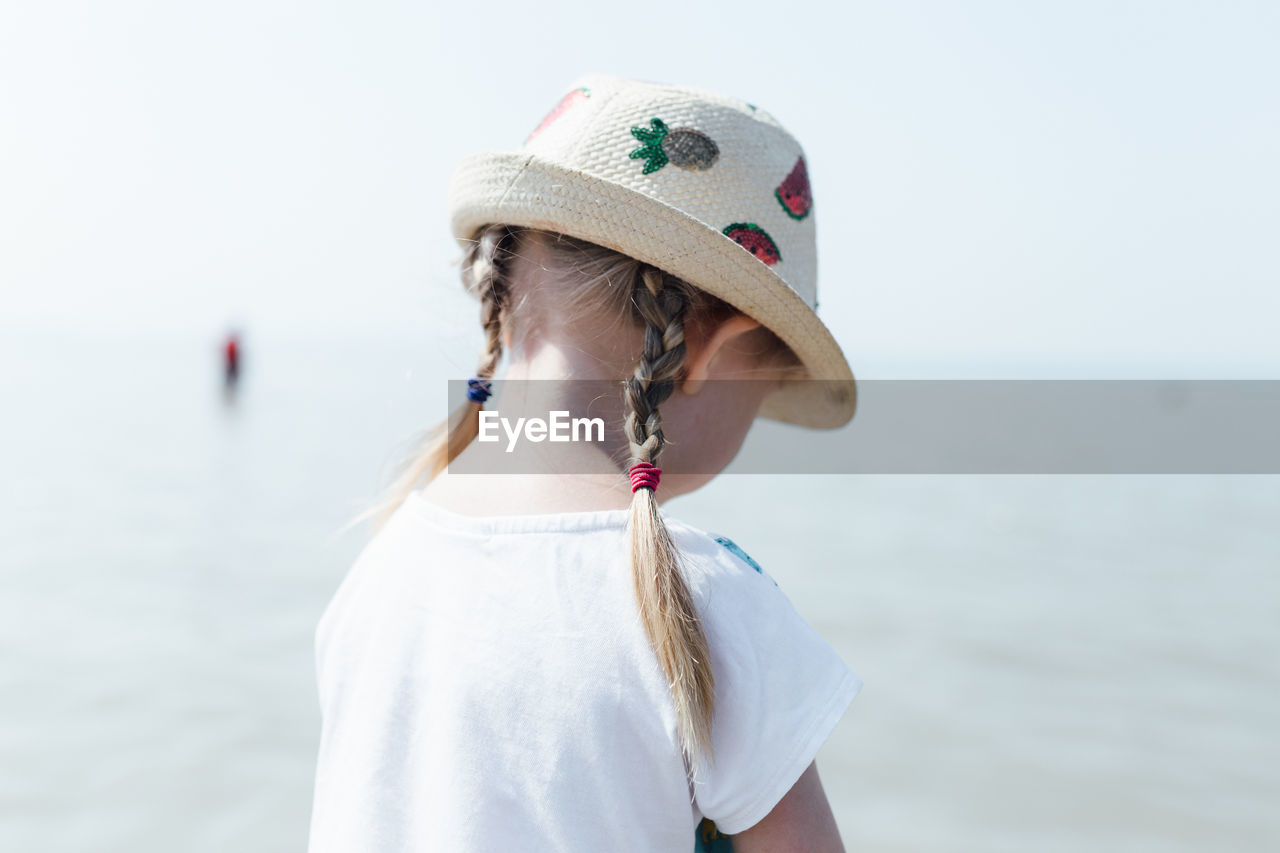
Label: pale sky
xmin=2 ymin=0 xmax=1277 ymax=378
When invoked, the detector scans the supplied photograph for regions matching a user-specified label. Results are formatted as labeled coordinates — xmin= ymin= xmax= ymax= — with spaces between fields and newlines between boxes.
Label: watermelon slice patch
xmin=525 ymin=87 xmax=590 ymax=144
xmin=775 ymin=156 xmax=812 ymax=220
xmin=723 ymin=223 xmax=781 ymax=266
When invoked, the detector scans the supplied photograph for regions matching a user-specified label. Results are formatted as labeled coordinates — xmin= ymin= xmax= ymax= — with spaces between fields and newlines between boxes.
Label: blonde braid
xmin=351 ymin=225 xmax=514 ymax=532
xmin=625 ymin=266 xmax=716 ymax=768
xmin=467 ymin=225 xmax=512 ymax=383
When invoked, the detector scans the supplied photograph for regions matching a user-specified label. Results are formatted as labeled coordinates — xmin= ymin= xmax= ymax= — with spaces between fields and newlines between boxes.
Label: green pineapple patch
xmin=629 ymin=118 xmax=720 ymax=175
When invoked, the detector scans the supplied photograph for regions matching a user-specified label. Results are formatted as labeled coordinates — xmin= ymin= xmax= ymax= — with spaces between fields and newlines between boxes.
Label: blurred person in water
xmin=224 ymin=330 xmax=240 ymax=387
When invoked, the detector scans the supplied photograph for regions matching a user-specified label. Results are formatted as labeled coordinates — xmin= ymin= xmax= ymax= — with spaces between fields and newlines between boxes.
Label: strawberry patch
xmin=526 ymin=87 xmax=590 ymax=144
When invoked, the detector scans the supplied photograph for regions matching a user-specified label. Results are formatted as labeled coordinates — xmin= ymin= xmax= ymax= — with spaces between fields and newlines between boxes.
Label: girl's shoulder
xmin=667 ymin=520 xmax=772 ymax=574
xmin=664 ymin=516 xmax=861 ymax=834
xmin=662 ymin=518 xmax=785 ymax=606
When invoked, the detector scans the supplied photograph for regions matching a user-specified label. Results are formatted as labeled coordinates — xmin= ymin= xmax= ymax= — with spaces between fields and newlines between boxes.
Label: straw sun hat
xmin=446 ymin=73 xmax=856 ymax=428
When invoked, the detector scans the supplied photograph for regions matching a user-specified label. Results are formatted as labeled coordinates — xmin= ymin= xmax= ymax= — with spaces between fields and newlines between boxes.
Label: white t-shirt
xmin=308 ymin=489 xmax=861 ymax=852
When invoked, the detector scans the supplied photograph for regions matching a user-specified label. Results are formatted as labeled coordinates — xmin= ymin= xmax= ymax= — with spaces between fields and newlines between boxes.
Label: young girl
xmin=308 ymin=74 xmax=861 ymax=852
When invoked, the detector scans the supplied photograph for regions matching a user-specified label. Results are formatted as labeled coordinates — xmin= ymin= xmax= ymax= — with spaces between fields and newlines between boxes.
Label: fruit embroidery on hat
xmin=629 ymin=117 xmax=720 ymax=175
xmin=722 ymin=223 xmax=781 ymax=266
xmin=775 ymin=156 xmax=812 ymax=220
xmin=525 ymin=87 xmax=590 ymax=144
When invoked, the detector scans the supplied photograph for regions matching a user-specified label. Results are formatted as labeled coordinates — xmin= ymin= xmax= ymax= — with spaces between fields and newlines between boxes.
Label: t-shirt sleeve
xmin=688 ymin=535 xmax=862 ymax=836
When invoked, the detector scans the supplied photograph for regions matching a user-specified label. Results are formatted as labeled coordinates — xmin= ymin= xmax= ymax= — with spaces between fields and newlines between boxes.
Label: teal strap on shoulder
xmin=713 ymin=536 xmax=764 ymax=574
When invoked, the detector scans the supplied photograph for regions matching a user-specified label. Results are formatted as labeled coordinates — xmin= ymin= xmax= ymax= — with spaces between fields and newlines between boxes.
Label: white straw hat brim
xmin=448 ymin=151 xmax=856 ymax=429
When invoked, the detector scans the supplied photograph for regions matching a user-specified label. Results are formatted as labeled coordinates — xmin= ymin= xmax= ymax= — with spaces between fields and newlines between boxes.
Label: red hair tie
xmin=628 ymin=462 xmax=662 ymax=493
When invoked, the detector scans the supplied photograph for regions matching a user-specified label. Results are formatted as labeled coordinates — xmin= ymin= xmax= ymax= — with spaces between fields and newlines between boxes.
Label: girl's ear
xmin=682 ymin=312 xmax=762 ymax=395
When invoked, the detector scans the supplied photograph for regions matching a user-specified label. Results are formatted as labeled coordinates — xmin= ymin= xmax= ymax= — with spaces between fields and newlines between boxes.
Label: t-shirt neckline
xmin=407 ymin=489 xmax=634 ymax=536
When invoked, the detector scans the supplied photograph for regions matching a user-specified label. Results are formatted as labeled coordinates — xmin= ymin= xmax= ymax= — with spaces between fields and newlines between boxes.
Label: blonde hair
xmin=352 ymin=225 xmax=797 ymax=766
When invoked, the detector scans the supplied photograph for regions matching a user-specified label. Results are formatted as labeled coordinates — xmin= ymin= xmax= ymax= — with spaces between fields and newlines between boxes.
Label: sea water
xmin=1 ymin=331 xmax=1276 ymax=852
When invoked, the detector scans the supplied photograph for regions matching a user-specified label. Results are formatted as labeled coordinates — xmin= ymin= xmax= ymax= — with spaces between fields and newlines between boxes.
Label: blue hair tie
xmin=466 ymin=378 xmax=492 ymax=403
